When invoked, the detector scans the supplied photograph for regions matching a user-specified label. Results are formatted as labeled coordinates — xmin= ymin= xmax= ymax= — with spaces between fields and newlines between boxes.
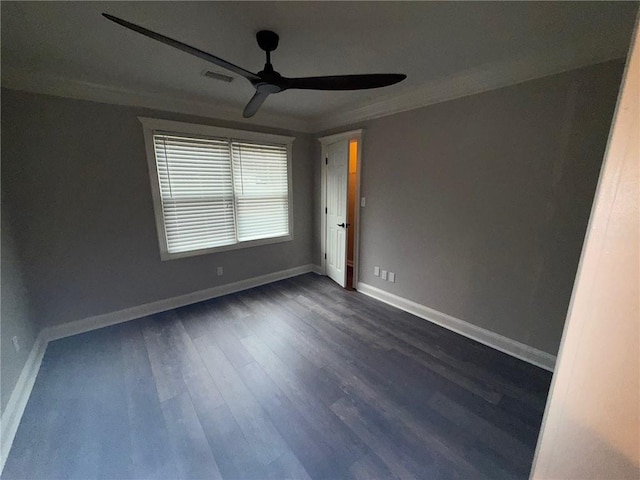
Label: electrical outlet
xmin=388 ymin=272 xmax=396 ymax=283
xmin=216 ymin=266 xmax=224 ymax=276
xmin=360 ymin=197 xmax=366 ymax=207
xmin=381 ymin=270 xmax=388 ymax=280
xmin=12 ymin=336 xmax=20 ymax=352
xmin=374 ymin=266 xmax=380 ymax=276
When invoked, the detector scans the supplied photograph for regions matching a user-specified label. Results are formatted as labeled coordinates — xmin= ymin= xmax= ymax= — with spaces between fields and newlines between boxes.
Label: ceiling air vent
xmin=202 ymin=70 xmax=234 ymax=83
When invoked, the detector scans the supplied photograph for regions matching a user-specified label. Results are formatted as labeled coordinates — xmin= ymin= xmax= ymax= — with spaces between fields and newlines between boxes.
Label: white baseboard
xmin=356 ymin=282 xmax=556 ymax=371
xmin=0 ymin=331 xmax=48 ymax=473
xmin=311 ymin=264 xmax=323 ymax=275
xmin=44 ymin=264 xmax=317 ymax=342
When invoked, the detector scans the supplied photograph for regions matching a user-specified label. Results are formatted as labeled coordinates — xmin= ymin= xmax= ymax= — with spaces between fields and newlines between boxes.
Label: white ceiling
xmin=1 ymin=1 xmax=637 ymax=131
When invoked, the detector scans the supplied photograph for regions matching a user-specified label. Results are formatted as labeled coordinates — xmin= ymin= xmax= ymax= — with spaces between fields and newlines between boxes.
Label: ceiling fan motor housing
xmin=256 ymin=82 xmax=283 ymax=94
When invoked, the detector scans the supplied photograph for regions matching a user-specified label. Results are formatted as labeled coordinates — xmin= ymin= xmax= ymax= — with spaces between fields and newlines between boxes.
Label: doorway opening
xmin=318 ymin=129 xmax=363 ymax=290
xmin=346 ymin=139 xmax=358 ymax=289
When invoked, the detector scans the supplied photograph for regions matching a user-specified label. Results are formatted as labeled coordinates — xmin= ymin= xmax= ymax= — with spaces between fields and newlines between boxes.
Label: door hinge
xmin=325 ymin=157 xmax=328 ymax=165
xmin=324 ymin=253 xmax=327 ymax=260
xmin=325 ymin=207 xmax=327 ymax=214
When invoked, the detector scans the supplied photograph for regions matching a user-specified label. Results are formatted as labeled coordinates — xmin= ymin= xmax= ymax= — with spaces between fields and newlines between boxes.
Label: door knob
xmin=337 ymin=223 xmax=345 ymax=228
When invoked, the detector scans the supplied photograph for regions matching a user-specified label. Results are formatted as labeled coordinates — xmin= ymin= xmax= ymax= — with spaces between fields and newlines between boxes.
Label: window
xmin=140 ymin=118 xmax=294 ymax=260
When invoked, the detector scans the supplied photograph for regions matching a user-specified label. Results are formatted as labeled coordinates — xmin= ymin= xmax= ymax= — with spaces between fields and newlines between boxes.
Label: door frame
xmin=318 ymin=129 xmax=364 ymax=288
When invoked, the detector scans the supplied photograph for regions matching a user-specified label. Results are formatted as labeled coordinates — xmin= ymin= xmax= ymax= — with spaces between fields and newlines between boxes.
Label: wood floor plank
xmin=4 ymin=273 xmax=551 ymax=480
xmin=192 ymin=337 xmax=290 ymax=467
xmin=276 ymin=298 xmax=528 ymax=456
xmin=240 ymin=334 xmax=370 ymax=464
xmin=429 ymin=390 xmax=533 ymax=469
xmin=305 ymin=295 xmax=504 ymax=404
xmin=5 ymin=329 xmax=133 ymax=480
xmin=2 ymin=344 xmax=84 ymax=479
xmin=310 ymin=276 xmax=551 ymax=395
xmin=120 ymin=322 xmax=178 ymax=479
xmin=237 ymin=360 xmax=356 ymax=480
xmin=193 ymin=402 xmax=265 ymax=480
xmin=348 ymin=451 xmax=404 ymax=480
xmin=205 ymin=309 xmax=255 ymax=369
xmin=344 ymin=312 xmax=504 ymax=403
xmin=141 ymin=314 xmax=187 ymax=402
xmin=163 ymin=317 xmax=226 ymax=410
xmin=175 ymin=303 xmax=268 ymax=479
xmin=243 ymin=303 xmax=490 ymax=479
xmin=345 ymin=305 xmax=546 ymax=409
xmin=242 ymin=318 xmax=345 ymax=406
xmin=235 ymin=292 xmax=460 ymax=476
xmin=330 ymin=396 xmax=423 ymax=480
xmin=264 ymin=451 xmax=313 ymax=480
xmin=88 ymin=327 xmax=133 ymax=480
xmin=160 ymin=391 xmax=223 ymax=480
xmin=179 ymin=302 xmax=215 ymax=341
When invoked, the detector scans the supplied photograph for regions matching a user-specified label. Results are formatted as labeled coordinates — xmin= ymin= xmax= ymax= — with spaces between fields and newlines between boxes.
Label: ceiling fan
xmin=102 ymin=14 xmax=407 ymax=118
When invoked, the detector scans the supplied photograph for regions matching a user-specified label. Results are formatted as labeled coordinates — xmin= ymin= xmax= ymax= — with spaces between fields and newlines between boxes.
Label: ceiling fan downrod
xmin=256 ymin=30 xmax=279 ymax=73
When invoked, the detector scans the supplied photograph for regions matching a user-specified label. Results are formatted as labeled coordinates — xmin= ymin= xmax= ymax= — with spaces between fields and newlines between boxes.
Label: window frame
xmin=139 ymin=117 xmax=295 ymax=261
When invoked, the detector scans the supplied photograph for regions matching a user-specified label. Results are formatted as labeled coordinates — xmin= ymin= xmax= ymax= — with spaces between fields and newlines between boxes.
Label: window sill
xmin=159 ymin=233 xmax=294 ymax=261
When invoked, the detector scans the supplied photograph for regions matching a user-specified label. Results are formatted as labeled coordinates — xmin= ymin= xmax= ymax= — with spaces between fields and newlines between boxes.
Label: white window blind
xmin=152 ymin=131 xmax=290 ymax=256
xmin=232 ymin=141 xmax=289 ymax=242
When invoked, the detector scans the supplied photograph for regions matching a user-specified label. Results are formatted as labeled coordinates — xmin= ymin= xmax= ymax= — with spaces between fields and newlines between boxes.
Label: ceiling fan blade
xmin=102 ymin=14 xmax=260 ymax=81
xmin=281 ymin=73 xmax=406 ymax=91
xmin=243 ymin=91 xmax=270 ymax=118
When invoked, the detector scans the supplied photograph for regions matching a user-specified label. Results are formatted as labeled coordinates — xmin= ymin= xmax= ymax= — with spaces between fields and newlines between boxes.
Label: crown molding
xmin=2 ymin=41 xmax=628 ymax=135
xmin=310 ymin=46 xmax=628 ymax=132
xmin=317 ymin=129 xmax=364 ymax=146
xmin=1 ymin=68 xmax=315 ymax=133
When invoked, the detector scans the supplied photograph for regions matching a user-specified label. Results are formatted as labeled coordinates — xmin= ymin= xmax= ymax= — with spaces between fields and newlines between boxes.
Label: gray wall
xmin=0 ymin=59 xmax=623 ymax=370
xmin=1 ymin=201 xmax=38 ymax=414
xmin=320 ymin=60 xmax=623 ymax=355
xmin=1 ymin=90 xmax=315 ymax=329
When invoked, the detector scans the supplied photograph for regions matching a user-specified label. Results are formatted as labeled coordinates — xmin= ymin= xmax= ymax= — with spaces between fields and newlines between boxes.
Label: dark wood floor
xmin=3 ymin=273 xmax=552 ymax=480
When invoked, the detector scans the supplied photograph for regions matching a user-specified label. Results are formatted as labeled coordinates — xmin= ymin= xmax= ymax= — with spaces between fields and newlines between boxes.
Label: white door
xmin=326 ymin=139 xmax=349 ymax=287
